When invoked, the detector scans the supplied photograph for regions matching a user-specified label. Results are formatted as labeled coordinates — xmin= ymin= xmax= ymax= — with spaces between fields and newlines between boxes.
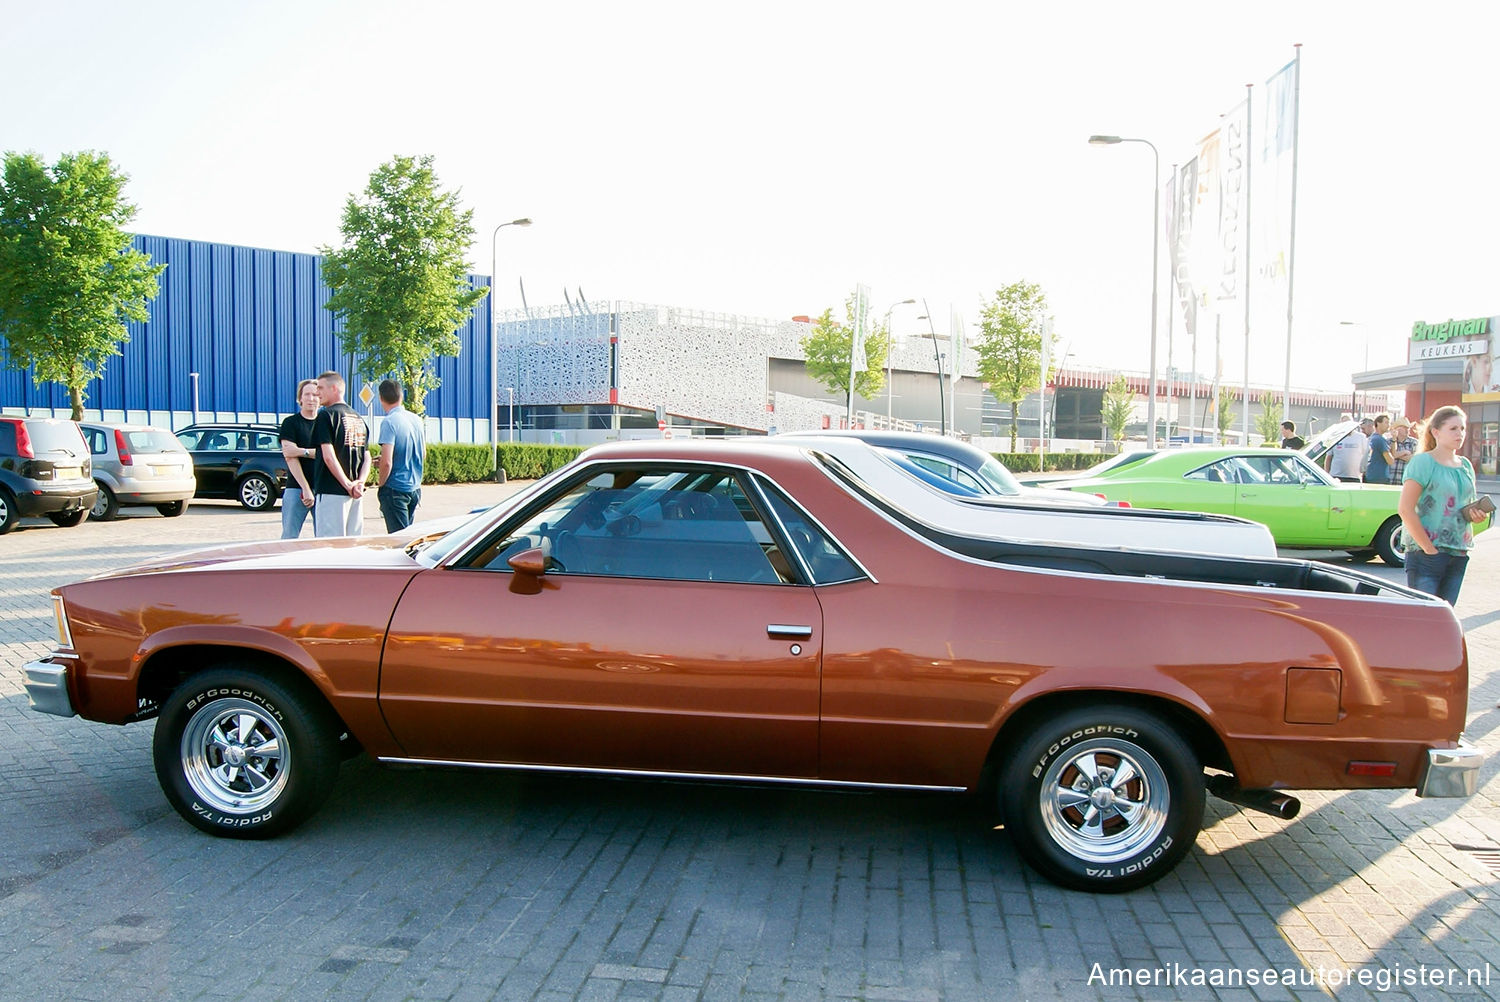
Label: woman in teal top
xmin=1398 ymin=405 xmax=1486 ymax=604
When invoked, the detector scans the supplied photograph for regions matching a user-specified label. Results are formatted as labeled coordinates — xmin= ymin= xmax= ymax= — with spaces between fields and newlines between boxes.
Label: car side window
xmin=1242 ymin=455 xmax=1310 ymax=485
xmin=86 ymin=429 xmax=107 ymax=455
xmin=756 ymin=480 xmax=864 ymax=585
xmin=250 ymin=432 xmax=279 ymax=451
xmin=176 ymin=431 xmax=202 ymax=450
xmin=469 ymin=465 xmax=785 ymax=584
xmin=1186 ymin=459 xmax=1238 ymax=484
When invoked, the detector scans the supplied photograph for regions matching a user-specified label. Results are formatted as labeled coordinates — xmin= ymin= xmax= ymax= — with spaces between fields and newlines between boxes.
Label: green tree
xmin=799 ymin=293 xmax=889 ymax=401
xmin=1254 ymin=392 xmax=1284 ymax=444
xmin=1101 ymin=375 xmax=1133 ymax=445
xmin=1215 ymin=386 xmax=1236 ymax=441
xmin=0 ymin=151 xmax=163 ymax=420
xmin=321 ymin=155 xmax=486 ymax=415
xmin=976 ymin=280 xmax=1050 ymax=451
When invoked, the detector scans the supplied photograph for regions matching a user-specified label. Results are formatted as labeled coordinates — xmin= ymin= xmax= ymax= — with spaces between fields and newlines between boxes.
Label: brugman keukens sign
xmin=1409 ymin=316 xmax=1492 ymax=360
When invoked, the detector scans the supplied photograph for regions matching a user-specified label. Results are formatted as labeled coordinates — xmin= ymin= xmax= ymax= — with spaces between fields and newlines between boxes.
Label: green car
xmin=1059 ymin=446 xmax=1409 ymax=565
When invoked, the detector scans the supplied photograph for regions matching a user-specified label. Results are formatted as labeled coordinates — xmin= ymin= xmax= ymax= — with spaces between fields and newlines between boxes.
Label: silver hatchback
xmin=79 ymin=422 xmax=196 ymax=520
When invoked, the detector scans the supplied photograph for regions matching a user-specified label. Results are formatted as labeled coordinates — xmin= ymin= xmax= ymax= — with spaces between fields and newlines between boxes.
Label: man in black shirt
xmin=312 ymin=371 xmax=370 ymax=537
xmin=278 ymin=378 xmax=321 ymax=538
xmin=1279 ymin=420 xmax=1305 ymax=450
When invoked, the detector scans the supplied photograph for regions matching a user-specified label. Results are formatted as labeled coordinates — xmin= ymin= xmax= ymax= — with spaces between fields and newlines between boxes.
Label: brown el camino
xmin=24 ymin=439 xmax=1483 ymax=892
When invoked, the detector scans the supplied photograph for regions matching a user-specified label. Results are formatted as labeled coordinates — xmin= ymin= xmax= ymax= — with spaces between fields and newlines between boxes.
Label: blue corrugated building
xmin=0 ymin=234 xmax=494 ymax=441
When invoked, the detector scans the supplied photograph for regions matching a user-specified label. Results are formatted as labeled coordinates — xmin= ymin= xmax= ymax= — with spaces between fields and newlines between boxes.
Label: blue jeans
xmin=280 ymin=487 xmax=314 ymax=539
xmin=1405 ymin=549 xmax=1469 ymax=605
xmin=378 ymin=485 xmax=421 ymax=532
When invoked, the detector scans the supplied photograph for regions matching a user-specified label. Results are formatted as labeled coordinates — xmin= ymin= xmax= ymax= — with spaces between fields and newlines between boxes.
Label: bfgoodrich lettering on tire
xmin=152 ymin=665 xmax=341 ymax=839
xmin=999 ymin=706 xmax=1203 ymax=892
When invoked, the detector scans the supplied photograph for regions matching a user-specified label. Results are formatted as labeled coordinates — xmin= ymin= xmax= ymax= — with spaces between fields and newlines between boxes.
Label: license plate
xmin=54 ymin=467 xmax=80 ymax=480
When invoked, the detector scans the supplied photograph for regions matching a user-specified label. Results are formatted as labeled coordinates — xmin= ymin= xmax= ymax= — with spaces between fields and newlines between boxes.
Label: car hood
xmin=83 ymin=535 xmax=420 ymax=582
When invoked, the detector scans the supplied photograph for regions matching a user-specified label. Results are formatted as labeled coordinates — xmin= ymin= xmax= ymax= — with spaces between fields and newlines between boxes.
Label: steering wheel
xmin=550 ymin=529 xmax=583 ymax=573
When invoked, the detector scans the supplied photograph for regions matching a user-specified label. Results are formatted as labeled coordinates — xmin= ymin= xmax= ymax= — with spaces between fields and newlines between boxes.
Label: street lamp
xmin=489 ymin=217 xmax=532 ymax=455
xmin=918 ymin=299 xmax=947 ymax=436
xmin=883 ymin=298 xmax=916 ymax=424
xmin=1089 ymin=134 xmax=1160 ymax=446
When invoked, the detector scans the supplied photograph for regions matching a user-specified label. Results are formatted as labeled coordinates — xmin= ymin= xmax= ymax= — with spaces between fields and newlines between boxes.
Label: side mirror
xmin=507 ymin=546 xmax=549 ymax=576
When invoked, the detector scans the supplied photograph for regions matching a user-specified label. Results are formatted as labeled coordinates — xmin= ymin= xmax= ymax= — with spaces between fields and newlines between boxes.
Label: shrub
xmin=496 ymin=443 xmax=586 ymax=480
xmin=992 ymin=452 xmax=1099 ymax=473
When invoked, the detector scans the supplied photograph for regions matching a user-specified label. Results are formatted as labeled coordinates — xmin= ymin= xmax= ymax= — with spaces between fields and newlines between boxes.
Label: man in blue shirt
xmin=375 ymin=379 xmax=426 ymax=532
xmin=1366 ymin=413 xmax=1393 ymax=486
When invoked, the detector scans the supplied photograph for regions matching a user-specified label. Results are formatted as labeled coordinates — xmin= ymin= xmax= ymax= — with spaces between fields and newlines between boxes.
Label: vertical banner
xmin=1168 ymin=159 xmax=1200 ymax=374
xmin=1257 ymin=58 xmax=1298 ymax=352
xmin=1216 ymin=99 xmax=1249 ymax=321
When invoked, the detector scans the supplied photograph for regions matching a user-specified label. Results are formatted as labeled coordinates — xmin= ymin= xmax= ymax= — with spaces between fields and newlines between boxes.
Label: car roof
xmin=778 ymin=430 xmax=993 ymax=466
xmin=180 ymin=422 xmax=281 ymax=431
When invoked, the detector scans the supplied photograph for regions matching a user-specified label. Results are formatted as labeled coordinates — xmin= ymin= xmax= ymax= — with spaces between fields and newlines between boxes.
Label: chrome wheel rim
xmin=241 ymin=478 xmax=270 ymax=509
xmin=1037 ymin=737 xmax=1169 ymax=864
xmin=180 ymin=697 xmax=289 ymax=814
xmin=91 ymin=488 xmax=110 ymax=519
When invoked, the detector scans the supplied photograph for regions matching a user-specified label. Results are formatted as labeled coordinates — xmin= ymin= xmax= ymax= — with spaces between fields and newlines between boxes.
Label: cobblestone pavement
xmin=1 ymin=486 xmax=1497 ymax=1001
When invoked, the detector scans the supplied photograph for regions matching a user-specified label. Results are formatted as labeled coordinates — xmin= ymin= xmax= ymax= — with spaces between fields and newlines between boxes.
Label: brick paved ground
xmin=0 ymin=486 xmax=1496 ymax=1001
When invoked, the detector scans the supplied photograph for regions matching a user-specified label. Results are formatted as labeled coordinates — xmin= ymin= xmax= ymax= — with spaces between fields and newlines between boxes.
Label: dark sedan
xmin=175 ymin=423 xmax=290 ymax=511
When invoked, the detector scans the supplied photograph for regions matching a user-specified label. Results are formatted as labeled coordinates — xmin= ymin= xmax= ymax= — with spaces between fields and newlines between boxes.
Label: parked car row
xmin=1 ymin=417 xmax=291 ymax=533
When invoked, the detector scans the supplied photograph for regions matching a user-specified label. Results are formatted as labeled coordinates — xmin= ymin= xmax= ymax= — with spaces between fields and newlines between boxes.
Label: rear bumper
xmin=14 ymin=484 xmax=96 ymax=517
xmin=112 ymin=479 xmax=197 ymax=504
xmin=1417 ymin=738 xmax=1484 ymax=798
xmin=23 ymin=658 xmax=77 ymax=717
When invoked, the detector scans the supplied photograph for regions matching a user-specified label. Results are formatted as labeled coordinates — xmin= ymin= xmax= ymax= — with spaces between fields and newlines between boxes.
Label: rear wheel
xmin=47 ymin=510 xmax=87 ymax=527
xmin=156 ymin=499 xmax=188 ymax=517
xmin=999 ymin=705 xmax=1203 ymax=892
xmin=0 ymin=489 xmax=17 ymax=534
xmin=237 ymin=473 xmax=276 ymax=511
xmin=1373 ymin=516 xmax=1405 ymax=567
xmin=90 ymin=482 xmax=119 ymax=521
xmin=152 ymin=665 xmax=342 ymax=838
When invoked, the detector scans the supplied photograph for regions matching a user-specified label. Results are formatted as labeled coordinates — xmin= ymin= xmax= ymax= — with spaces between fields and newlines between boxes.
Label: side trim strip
xmin=376 ymin=757 xmax=967 ymax=793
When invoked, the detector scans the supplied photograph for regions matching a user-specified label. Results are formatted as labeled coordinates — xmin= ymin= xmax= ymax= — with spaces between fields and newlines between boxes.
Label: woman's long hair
xmin=1420 ymin=405 xmax=1465 ymax=453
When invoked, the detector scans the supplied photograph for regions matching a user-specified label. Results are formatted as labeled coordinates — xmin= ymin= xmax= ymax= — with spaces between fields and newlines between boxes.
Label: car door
xmin=379 ymin=463 xmax=823 ymax=779
xmin=1231 ymin=454 xmax=1334 ymax=545
xmin=1136 ymin=457 xmax=1240 ymax=514
xmin=180 ymin=429 xmax=234 ymax=497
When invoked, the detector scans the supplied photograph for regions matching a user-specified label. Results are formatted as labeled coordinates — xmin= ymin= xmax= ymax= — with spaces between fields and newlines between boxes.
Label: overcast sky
xmin=4 ymin=1 xmax=1495 ymax=396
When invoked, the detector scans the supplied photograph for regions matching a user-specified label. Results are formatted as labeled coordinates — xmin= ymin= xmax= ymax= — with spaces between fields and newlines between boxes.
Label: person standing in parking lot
xmin=1366 ymin=413 xmax=1394 ymax=487
xmin=278 ymin=378 xmax=321 ymax=539
xmin=1399 ymin=405 xmax=1486 ymax=605
xmin=312 ymin=371 xmax=369 ymax=537
xmin=1279 ymin=420 xmax=1304 ymax=449
xmin=1329 ymin=418 xmax=1371 ymax=482
xmin=374 ymin=379 xmax=425 ymax=532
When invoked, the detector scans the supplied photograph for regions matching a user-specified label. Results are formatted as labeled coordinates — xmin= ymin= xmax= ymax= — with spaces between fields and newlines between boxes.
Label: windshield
xmin=973 ymin=454 xmax=1024 ymax=495
xmin=414 ymin=470 xmax=567 ymax=567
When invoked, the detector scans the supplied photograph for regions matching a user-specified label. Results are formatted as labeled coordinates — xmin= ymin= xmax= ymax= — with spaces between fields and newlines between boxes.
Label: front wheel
xmin=998 ymin=706 xmax=1203 ymax=892
xmin=1373 ymin=516 xmax=1405 ymax=567
xmin=237 ymin=473 xmax=276 ymax=511
xmin=152 ymin=666 xmax=341 ymax=838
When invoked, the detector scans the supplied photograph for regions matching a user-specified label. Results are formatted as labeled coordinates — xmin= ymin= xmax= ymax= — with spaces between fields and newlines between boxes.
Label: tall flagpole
xmin=1166 ymin=164 xmax=1176 ymax=442
xmin=1281 ymin=44 xmax=1302 ymax=415
xmin=1241 ymin=81 xmax=1253 ymax=440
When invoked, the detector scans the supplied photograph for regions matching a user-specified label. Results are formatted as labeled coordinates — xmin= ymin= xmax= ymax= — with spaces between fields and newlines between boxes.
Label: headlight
xmin=51 ymin=595 xmax=74 ymax=649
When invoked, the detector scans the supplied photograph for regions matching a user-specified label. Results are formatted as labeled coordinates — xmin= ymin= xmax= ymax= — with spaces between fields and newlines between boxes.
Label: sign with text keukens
xmin=1409 ymin=315 xmax=1493 ymax=362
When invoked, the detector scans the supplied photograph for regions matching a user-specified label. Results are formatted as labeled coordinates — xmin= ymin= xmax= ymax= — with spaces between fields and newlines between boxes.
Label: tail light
xmin=114 ymin=428 xmax=133 ymax=465
xmin=14 ymin=421 xmax=35 ymax=459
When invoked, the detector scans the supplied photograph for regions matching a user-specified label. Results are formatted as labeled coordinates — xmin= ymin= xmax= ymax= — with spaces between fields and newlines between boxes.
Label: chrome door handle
xmin=767 ymin=624 xmax=813 ymax=638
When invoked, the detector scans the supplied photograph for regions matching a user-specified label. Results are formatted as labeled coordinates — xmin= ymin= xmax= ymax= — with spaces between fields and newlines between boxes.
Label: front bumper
xmin=1417 ymin=738 xmax=1484 ymax=798
xmin=23 ymin=658 xmax=77 ymax=717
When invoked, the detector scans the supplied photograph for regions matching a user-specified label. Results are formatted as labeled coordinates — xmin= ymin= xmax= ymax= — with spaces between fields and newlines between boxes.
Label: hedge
xmin=382 ymin=443 xmax=1094 ymax=484
xmin=991 ymin=452 xmax=1102 ymax=473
